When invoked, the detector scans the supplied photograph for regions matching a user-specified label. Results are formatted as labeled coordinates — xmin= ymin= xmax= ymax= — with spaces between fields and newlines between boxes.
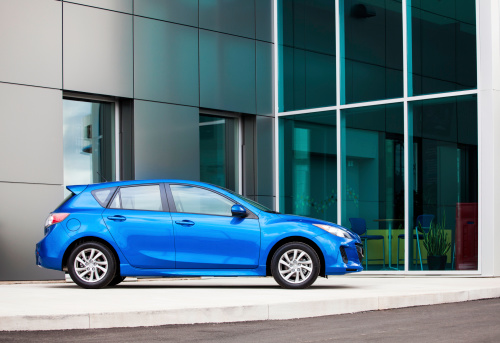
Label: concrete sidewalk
xmin=1 ymin=276 xmax=499 ymax=331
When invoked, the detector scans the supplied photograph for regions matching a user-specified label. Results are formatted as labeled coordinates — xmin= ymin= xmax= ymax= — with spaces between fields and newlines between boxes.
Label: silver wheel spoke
xmin=297 ymin=251 xmax=305 ymax=261
xmin=284 ymin=271 xmax=296 ymax=280
xmin=74 ymin=248 xmax=108 ymax=283
xmin=293 ymin=249 xmax=298 ymax=260
xmin=301 ymin=265 xmax=312 ymax=272
xmin=279 ymin=260 xmax=290 ymax=267
xmin=278 ymin=248 xmax=313 ymax=284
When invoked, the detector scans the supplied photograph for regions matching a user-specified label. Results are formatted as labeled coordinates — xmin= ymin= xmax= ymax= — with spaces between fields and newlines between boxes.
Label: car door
xmin=102 ymin=184 xmax=175 ymax=269
xmin=168 ymin=184 xmax=261 ymax=269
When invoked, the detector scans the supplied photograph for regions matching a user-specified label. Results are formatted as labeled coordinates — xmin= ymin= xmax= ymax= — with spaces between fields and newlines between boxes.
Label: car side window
xmin=170 ymin=185 xmax=235 ymax=216
xmin=109 ymin=185 xmax=163 ymax=211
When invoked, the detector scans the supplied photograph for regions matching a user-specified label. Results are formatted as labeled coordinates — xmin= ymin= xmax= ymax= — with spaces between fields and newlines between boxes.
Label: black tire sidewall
xmin=68 ymin=242 xmax=116 ymax=289
xmin=107 ymin=275 xmax=126 ymax=287
xmin=271 ymin=242 xmax=320 ymax=289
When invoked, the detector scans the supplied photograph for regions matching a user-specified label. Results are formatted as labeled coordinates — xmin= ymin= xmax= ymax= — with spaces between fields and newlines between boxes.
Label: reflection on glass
xmin=409 ymin=0 xmax=477 ymax=96
xmin=63 ymin=99 xmax=115 ymax=193
xmin=170 ymin=184 xmax=235 ymax=216
xmin=280 ymin=111 xmax=337 ymax=222
xmin=199 ymin=115 xmax=238 ymax=191
xmin=343 ymin=0 xmax=403 ymax=104
xmin=278 ymin=0 xmax=336 ymax=112
xmin=410 ymin=95 xmax=478 ymax=270
xmin=341 ymin=103 xmax=404 ymax=271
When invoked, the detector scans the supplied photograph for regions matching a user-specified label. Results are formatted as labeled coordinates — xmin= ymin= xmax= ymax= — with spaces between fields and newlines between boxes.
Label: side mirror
xmin=231 ymin=204 xmax=247 ymax=217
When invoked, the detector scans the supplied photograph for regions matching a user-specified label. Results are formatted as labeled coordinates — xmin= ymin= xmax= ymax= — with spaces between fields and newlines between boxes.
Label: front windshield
xmin=223 ymin=188 xmax=278 ymax=213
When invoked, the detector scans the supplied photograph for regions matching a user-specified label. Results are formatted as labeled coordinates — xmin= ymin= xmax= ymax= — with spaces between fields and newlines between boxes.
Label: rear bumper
xmin=35 ymin=224 xmax=67 ymax=271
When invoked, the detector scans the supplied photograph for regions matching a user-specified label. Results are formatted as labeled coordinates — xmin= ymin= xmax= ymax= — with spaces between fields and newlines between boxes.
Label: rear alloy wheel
xmin=68 ymin=242 xmax=116 ymax=289
xmin=271 ymin=242 xmax=320 ymax=289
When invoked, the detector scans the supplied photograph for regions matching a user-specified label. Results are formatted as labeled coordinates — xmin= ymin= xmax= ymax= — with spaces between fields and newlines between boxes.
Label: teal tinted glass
xmin=278 ymin=0 xmax=336 ymax=112
xmin=280 ymin=111 xmax=337 ymax=222
xmin=341 ymin=103 xmax=404 ymax=271
xmin=409 ymin=0 xmax=477 ymax=96
xmin=343 ymin=0 xmax=403 ymax=104
xmin=199 ymin=115 xmax=238 ymax=191
xmin=409 ymin=95 xmax=478 ymax=270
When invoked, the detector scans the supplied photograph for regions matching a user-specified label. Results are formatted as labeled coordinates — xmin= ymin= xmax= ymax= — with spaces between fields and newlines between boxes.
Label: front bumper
xmin=315 ymin=234 xmax=363 ymax=275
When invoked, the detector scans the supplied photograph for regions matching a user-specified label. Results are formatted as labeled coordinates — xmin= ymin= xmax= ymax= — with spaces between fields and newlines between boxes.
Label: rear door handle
xmin=175 ymin=220 xmax=195 ymax=227
xmin=107 ymin=215 xmax=126 ymax=222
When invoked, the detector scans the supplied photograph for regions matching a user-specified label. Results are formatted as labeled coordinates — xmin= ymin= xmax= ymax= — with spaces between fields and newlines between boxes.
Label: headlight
xmin=313 ymin=224 xmax=351 ymax=238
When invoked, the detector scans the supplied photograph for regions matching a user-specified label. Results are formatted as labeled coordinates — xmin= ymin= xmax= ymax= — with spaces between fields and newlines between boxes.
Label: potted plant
xmin=421 ymin=216 xmax=452 ymax=270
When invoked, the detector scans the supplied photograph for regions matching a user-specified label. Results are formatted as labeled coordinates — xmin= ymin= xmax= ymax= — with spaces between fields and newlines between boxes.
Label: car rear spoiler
xmin=66 ymin=184 xmax=88 ymax=195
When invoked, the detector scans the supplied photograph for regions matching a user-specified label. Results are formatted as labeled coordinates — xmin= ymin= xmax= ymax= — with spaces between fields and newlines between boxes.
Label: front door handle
xmin=107 ymin=215 xmax=126 ymax=222
xmin=175 ymin=220 xmax=195 ymax=227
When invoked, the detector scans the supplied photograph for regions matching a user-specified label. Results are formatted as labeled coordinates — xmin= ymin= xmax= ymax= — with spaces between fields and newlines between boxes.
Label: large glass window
xmin=409 ymin=0 xmax=477 ymax=96
xmin=280 ymin=111 xmax=337 ymax=222
xmin=199 ymin=115 xmax=238 ymax=191
xmin=278 ymin=0 xmax=336 ymax=112
xmin=343 ymin=0 xmax=403 ymax=104
xmin=409 ymin=95 xmax=478 ymax=270
xmin=341 ymin=103 xmax=404 ymax=270
xmin=63 ymin=99 xmax=116 ymax=192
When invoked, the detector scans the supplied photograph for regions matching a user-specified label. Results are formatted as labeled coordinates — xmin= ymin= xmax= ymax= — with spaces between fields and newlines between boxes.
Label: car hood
xmin=274 ymin=213 xmax=361 ymax=242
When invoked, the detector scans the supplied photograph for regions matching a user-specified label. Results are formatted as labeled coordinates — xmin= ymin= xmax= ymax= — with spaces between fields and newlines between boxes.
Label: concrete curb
xmin=1 ymin=278 xmax=499 ymax=331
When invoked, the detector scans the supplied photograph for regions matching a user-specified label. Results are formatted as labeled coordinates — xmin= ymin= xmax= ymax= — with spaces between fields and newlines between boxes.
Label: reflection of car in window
xmin=36 ymin=180 xmax=363 ymax=289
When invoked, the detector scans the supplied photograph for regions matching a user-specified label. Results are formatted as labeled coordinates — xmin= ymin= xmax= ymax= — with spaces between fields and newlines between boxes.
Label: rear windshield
xmin=91 ymin=187 xmax=117 ymax=207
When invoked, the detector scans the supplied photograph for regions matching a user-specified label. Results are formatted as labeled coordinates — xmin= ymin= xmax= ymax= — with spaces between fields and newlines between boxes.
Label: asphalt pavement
xmin=1 ymin=298 xmax=499 ymax=342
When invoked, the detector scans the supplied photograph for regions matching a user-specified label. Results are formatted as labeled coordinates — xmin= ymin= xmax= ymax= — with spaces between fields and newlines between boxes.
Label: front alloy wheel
xmin=68 ymin=242 xmax=116 ymax=289
xmin=271 ymin=242 xmax=320 ymax=289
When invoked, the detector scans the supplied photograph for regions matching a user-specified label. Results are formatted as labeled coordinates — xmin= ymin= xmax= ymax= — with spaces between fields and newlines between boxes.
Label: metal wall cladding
xmin=63 ymin=3 xmax=133 ymax=98
xmin=0 ymin=83 xmax=63 ymax=185
xmin=0 ymin=182 xmax=64 ymax=281
xmin=133 ymin=101 xmax=200 ymax=181
xmin=256 ymin=42 xmax=274 ymax=116
xmin=199 ymin=0 xmax=256 ymax=39
xmin=64 ymin=0 xmax=133 ymax=13
xmin=200 ymin=30 xmax=256 ymax=114
xmin=134 ymin=0 xmax=198 ymax=27
xmin=0 ymin=0 xmax=62 ymax=89
xmin=256 ymin=0 xmax=274 ymax=43
xmin=134 ymin=17 xmax=199 ymax=106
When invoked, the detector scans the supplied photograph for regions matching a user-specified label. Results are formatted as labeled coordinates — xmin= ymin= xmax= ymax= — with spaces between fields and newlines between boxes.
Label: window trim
xmin=107 ymin=183 xmax=170 ymax=212
xmin=165 ymin=183 xmax=258 ymax=219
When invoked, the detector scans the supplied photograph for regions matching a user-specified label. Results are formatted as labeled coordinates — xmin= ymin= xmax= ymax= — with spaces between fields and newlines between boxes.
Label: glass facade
xmin=278 ymin=0 xmax=478 ymax=272
xmin=63 ymin=99 xmax=116 ymax=194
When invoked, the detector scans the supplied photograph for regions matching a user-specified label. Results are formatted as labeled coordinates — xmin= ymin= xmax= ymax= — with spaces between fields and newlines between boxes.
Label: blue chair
xmin=349 ymin=218 xmax=385 ymax=270
xmin=396 ymin=214 xmax=434 ymax=270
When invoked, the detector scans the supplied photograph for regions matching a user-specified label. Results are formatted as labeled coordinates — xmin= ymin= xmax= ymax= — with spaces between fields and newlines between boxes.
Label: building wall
xmin=0 ymin=0 xmax=274 ymax=281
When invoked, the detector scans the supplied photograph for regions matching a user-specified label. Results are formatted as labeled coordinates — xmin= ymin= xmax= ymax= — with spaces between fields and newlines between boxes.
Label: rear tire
xmin=107 ymin=275 xmax=126 ymax=287
xmin=271 ymin=242 xmax=320 ymax=289
xmin=67 ymin=242 xmax=116 ymax=289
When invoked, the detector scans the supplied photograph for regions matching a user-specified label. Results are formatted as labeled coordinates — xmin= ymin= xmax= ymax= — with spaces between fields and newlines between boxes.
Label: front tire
xmin=67 ymin=242 xmax=116 ymax=289
xmin=271 ymin=242 xmax=320 ymax=289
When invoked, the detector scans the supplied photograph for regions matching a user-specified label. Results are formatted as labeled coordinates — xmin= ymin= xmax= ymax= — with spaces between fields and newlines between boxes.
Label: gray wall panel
xmin=0 ymin=0 xmax=62 ymax=89
xmin=200 ymin=30 xmax=256 ymax=114
xmin=134 ymin=17 xmax=199 ymax=106
xmin=256 ymin=41 xmax=274 ymax=116
xmin=256 ymin=0 xmax=273 ymax=42
xmin=134 ymin=0 xmax=198 ymax=26
xmin=0 ymin=84 xmax=63 ymax=185
xmin=256 ymin=115 xmax=274 ymax=196
xmin=64 ymin=0 xmax=133 ymax=13
xmin=0 ymin=182 xmax=64 ymax=281
xmin=199 ymin=0 xmax=255 ymax=39
xmin=63 ymin=3 xmax=133 ymax=97
xmin=134 ymin=101 xmax=200 ymax=180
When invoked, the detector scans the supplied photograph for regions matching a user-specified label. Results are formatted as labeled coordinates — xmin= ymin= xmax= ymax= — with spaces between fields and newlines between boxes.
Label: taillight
xmin=44 ymin=213 xmax=70 ymax=228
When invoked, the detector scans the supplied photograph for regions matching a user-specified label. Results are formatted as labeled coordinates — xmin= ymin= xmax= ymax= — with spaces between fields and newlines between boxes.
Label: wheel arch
xmin=266 ymin=236 xmax=326 ymax=277
xmin=62 ymin=236 xmax=121 ymax=276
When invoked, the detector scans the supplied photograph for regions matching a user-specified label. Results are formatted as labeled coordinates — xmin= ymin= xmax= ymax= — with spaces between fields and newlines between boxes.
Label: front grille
xmin=355 ymin=243 xmax=364 ymax=262
xmin=339 ymin=246 xmax=348 ymax=263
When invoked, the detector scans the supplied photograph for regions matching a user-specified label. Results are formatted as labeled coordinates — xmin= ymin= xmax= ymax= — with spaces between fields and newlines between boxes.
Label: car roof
xmin=69 ymin=180 xmax=224 ymax=192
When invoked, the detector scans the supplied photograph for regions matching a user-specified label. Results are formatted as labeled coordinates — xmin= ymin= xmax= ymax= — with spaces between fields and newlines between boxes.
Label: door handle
xmin=175 ymin=220 xmax=195 ymax=227
xmin=107 ymin=215 xmax=126 ymax=222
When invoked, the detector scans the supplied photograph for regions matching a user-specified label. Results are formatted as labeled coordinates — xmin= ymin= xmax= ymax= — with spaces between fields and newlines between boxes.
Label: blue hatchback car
xmin=36 ymin=180 xmax=363 ymax=289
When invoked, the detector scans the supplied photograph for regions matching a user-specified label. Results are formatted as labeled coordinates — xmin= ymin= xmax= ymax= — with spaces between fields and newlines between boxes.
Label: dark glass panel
xmin=280 ymin=111 xmax=337 ymax=222
xmin=342 ymin=103 xmax=405 ymax=271
xmin=343 ymin=0 xmax=403 ymax=104
xmin=278 ymin=0 xmax=336 ymax=111
xmin=410 ymin=0 xmax=477 ymax=96
xmin=410 ymin=95 xmax=478 ymax=270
